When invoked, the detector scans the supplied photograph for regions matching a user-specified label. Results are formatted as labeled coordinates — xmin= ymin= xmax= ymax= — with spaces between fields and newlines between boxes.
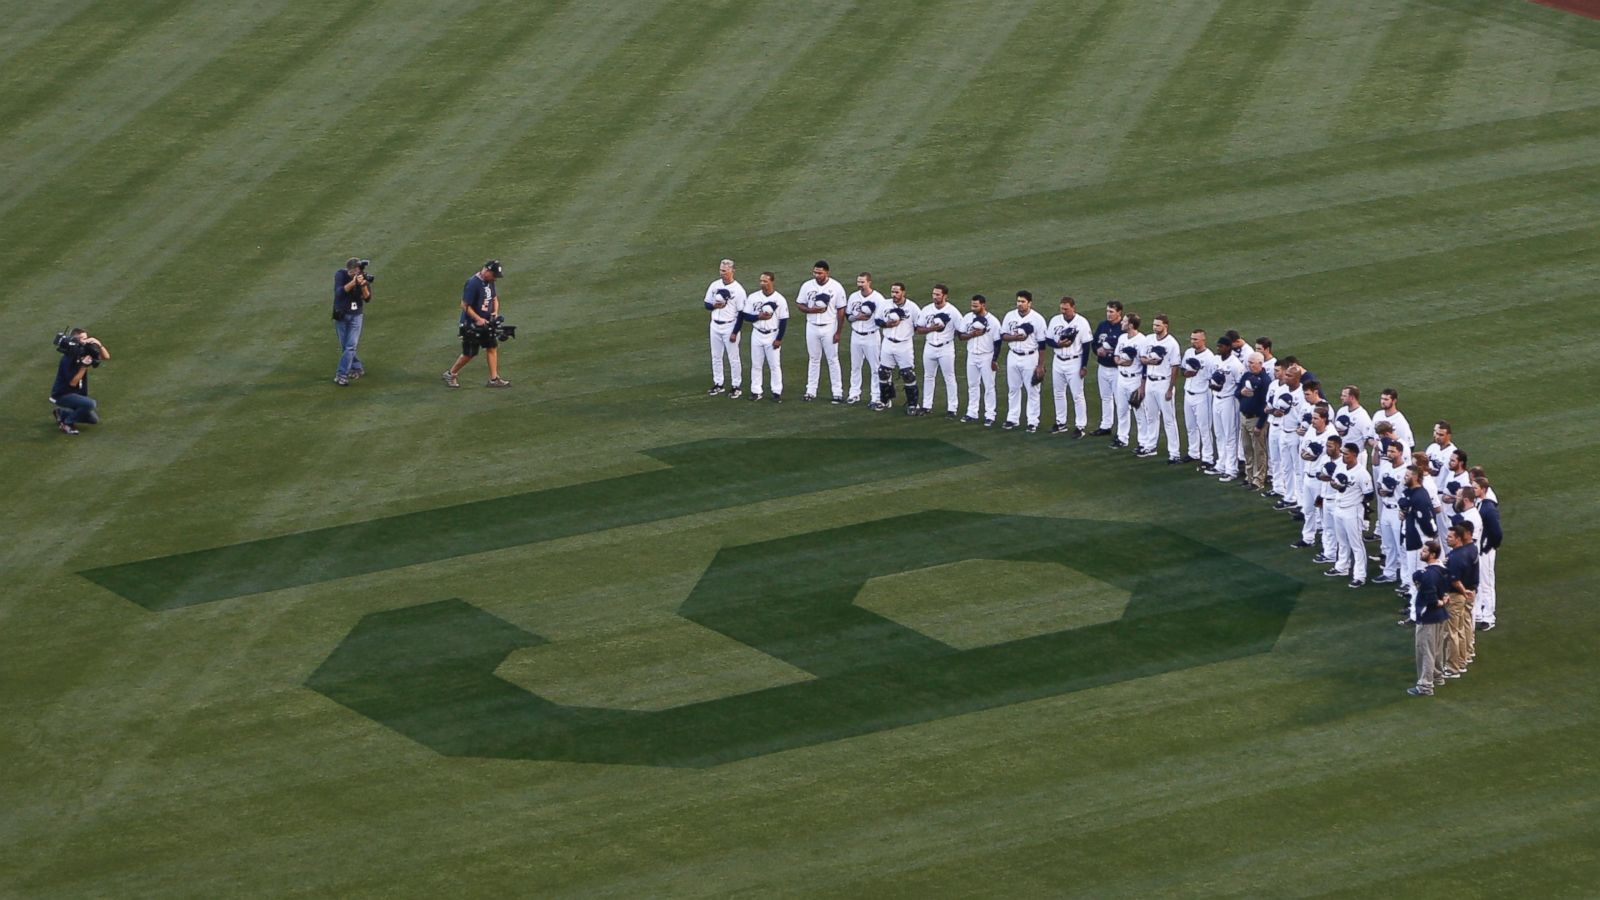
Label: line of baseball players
xmin=702 ymin=259 xmax=1504 ymax=693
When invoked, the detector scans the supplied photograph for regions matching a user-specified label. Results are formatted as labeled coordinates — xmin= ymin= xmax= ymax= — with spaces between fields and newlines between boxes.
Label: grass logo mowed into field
xmin=307 ymin=511 xmax=1299 ymax=768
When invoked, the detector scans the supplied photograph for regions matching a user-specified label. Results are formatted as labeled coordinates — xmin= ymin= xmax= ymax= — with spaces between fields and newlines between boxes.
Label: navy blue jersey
xmin=334 ymin=268 xmax=367 ymax=318
xmin=1446 ymin=543 xmax=1480 ymax=591
xmin=51 ymin=351 xmax=89 ymax=400
xmin=1092 ymin=320 xmax=1122 ymax=368
xmin=461 ymin=274 xmax=496 ymax=323
xmin=1412 ymin=565 xmax=1451 ymax=624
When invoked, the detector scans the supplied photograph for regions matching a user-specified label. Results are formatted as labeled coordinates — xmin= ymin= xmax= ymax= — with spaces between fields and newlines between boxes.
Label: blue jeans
xmin=54 ymin=393 xmax=99 ymax=426
xmin=335 ymin=314 xmax=364 ymax=378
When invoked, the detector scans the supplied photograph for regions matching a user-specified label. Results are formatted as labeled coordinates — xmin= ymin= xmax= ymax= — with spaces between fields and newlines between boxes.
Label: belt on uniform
xmin=930 ymin=341 xmax=951 ymax=348
xmin=853 ymin=329 xmax=875 ymax=336
xmin=1145 ymin=375 xmax=1168 ymax=382
xmin=756 ymin=327 xmax=776 ymax=334
xmin=886 ymin=337 xmax=906 ymax=343
xmin=713 ymin=319 xmax=735 ymax=326
xmin=1119 ymin=370 xmax=1141 ymax=377
xmin=1185 ymin=390 xmax=1206 ymax=396
xmin=1055 ymin=353 xmax=1081 ymax=362
xmin=808 ymin=318 xmax=835 ymax=326
xmin=1010 ymin=348 xmax=1036 ymax=356
xmin=1381 ymin=502 xmax=1399 ymax=510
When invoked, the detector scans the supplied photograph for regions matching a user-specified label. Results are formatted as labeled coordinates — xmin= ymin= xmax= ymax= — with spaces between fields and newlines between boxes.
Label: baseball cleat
xmin=749 ymin=393 xmax=762 ymax=402
xmin=1348 ymin=580 xmax=1365 ymax=589
xmin=960 ymin=416 xmax=978 ymax=424
xmin=803 ymin=394 xmax=815 ymax=401
xmin=1406 ymin=686 xmax=1433 ymax=696
xmin=1289 ymin=539 xmax=1313 ymax=549
xmin=944 ymin=411 xmax=957 ymax=419
xmin=1072 ymin=427 xmax=1085 ymax=439
xmin=831 ymin=396 xmax=843 ymax=404
xmin=1025 ymin=424 xmax=1038 ymax=433
xmin=1089 ymin=427 xmax=1111 ymax=436
xmin=983 ymin=420 xmax=995 ymax=427
xmin=1050 ymin=424 xmax=1067 ymax=434
xmin=772 ymin=393 xmax=782 ymax=403
xmin=1003 ymin=421 xmax=1018 ymax=430
xmin=707 ymin=384 xmax=725 ymax=395
xmin=728 ymin=388 xmax=742 ymax=399
xmin=1109 ymin=439 xmax=1126 ymax=448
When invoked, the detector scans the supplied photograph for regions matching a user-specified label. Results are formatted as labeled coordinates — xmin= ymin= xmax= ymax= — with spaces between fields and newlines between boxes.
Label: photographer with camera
xmin=442 ymin=260 xmax=513 ymax=389
xmin=332 ymin=257 xmax=373 ymax=386
xmin=50 ymin=328 xmax=110 ymax=435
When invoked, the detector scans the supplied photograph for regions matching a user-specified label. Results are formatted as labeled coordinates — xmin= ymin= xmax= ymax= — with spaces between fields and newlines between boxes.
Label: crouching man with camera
xmin=442 ymin=259 xmax=515 ymax=389
xmin=51 ymin=328 xmax=110 ymax=435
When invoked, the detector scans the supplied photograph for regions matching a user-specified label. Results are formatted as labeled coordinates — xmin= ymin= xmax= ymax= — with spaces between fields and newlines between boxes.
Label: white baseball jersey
xmin=1424 ymin=441 xmax=1457 ymax=479
xmin=1046 ymin=313 xmax=1093 ymax=362
xmin=1181 ymin=347 xmax=1218 ymax=394
xmin=1300 ymin=426 xmax=1333 ymax=476
xmin=748 ymin=289 xmax=789 ymax=341
xmin=877 ymin=300 xmax=921 ymax=343
xmin=1375 ymin=458 xmax=1408 ymax=513
xmin=1000 ymin=309 xmax=1049 ymax=354
xmin=846 ymin=290 xmax=885 ymax=336
xmin=1265 ymin=379 xmax=1293 ymax=430
xmin=795 ymin=277 xmax=845 ymax=326
xmin=1333 ymin=403 xmax=1373 ymax=448
xmin=703 ymin=278 xmax=747 ymax=329
xmin=1373 ymin=408 xmax=1414 ymax=455
xmin=1115 ymin=332 xmax=1147 ymax=380
xmin=962 ymin=311 xmax=1001 ymax=360
xmin=921 ymin=303 xmax=958 ymax=350
xmin=1456 ymin=506 xmax=1484 ymax=545
xmin=1142 ymin=334 xmax=1181 ymax=381
xmin=1330 ymin=459 xmax=1372 ymax=515
xmin=1211 ymin=353 xmax=1244 ymax=397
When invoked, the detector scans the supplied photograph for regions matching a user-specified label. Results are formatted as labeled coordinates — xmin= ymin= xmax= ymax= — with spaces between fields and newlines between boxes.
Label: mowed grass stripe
xmin=1332 ymin=0 xmax=1479 ymax=140
xmin=0 ymin=0 xmax=181 ymax=115
xmin=1111 ymin=0 xmax=1318 ymax=177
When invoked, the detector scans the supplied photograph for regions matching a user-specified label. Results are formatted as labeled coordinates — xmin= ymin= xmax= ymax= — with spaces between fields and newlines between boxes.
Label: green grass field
xmin=5 ymin=0 xmax=1600 ymax=895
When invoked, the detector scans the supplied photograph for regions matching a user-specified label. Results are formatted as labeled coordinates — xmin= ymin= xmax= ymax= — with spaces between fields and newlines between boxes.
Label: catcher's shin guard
xmin=900 ymin=367 xmax=919 ymax=407
xmin=878 ymin=365 xmax=895 ymax=401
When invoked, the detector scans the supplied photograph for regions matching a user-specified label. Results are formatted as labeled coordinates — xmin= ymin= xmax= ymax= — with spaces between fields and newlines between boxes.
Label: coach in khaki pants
xmin=1442 ymin=524 xmax=1480 ymax=677
xmin=1237 ymin=352 xmax=1272 ymax=489
xmin=1408 ymin=541 xmax=1451 ymax=695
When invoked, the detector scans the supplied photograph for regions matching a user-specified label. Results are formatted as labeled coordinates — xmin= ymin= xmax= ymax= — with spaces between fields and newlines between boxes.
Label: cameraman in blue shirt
xmin=442 ymin=260 xmax=511 ymax=389
xmin=50 ymin=328 xmax=110 ymax=435
xmin=332 ymin=257 xmax=371 ymax=386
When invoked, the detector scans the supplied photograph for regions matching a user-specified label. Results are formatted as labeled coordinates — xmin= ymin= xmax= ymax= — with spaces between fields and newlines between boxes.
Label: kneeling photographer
xmin=50 ymin=328 xmax=110 ymax=435
xmin=442 ymin=259 xmax=516 ymax=389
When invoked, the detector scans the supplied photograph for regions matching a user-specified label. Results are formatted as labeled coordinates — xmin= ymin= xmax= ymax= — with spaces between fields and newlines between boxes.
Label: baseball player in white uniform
xmin=1111 ymin=313 xmax=1146 ymax=449
xmin=1425 ymin=421 xmax=1460 ymax=545
xmin=795 ymin=260 xmax=846 ymax=403
xmin=1327 ymin=443 xmax=1374 ymax=587
xmin=703 ymin=258 xmax=748 ymax=397
xmin=958 ymin=294 xmax=1001 ymax=425
xmin=744 ymin=271 xmax=789 ymax=402
xmin=1273 ymin=368 xmax=1313 ymax=508
xmin=1291 ymin=404 xmax=1333 ymax=550
xmin=1264 ymin=360 xmax=1291 ymax=493
xmin=1209 ymin=337 xmax=1245 ymax=480
xmin=999 ymin=291 xmax=1048 ymax=432
xmin=1044 ymin=296 xmax=1093 ymax=436
xmin=845 ymin=272 xmax=884 ymax=406
xmin=1138 ymin=313 xmax=1182 ymax=461
xmin=1373 ymin=440 xmax=1409 ymax=584
xmin=915 ymin=284 xmax=960 ymax=417
xmin=874 ymin=282 xmax=922 ymax=414
xmin=1372 ymin=388 xmax=1415 ymax=457
xmin=1180 ymin=329 xmax=1218 ymax=467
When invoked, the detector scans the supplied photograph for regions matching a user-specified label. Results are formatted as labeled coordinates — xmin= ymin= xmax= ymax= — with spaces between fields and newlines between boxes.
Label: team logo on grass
xmin=306 ymin=510 xmax=1298 ymax=768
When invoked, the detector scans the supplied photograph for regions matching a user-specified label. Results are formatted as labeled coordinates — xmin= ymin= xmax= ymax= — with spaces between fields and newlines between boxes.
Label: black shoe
xmin=1348 ymin=580 xmax=1365 ymax=589
xmin=831 ymin=396 xmax=843 ymax=404
xmin=945 ymin=411 xmax=957 ymax=419
xmin=1089 ymin=427 xmax=1111 ymax=436
xmin=1475 ymin=621 xmax=1493 ymax=632
xmin=1373 ymin=574 xmax=1397 ymax=584
xmin=906 ymin=406 xmax=924 ymax=417
xmin=1289 ymin=540 xmax=1313 ymax=549
xmin=750 ymin=392 xmax=762 ymax=402
xmin=1323 ymin=568 xmax=1347 ymax=577
xmin=960 ymin=415 xmax=978 ymax=424
xmin=1002 ymin=421 xmax=1018 ymax=430
xmin=1135 ymin=447 xmax=1156 ymax=458
xmin=803 ymin=394 xmax=815 ymax=401
xmin=868 ymin=401 xmax=885 ymax=411
xmin=1167 ymin=457 xmax=1183 ymax=465
xmin=846 ymin=396 xmax=860 ymax=405
xmin=729 ymin=387 xmax=742 ymax=399
xmin=708 ymin=385 xmax=725 ymax=396
xmin=1073 ymin=427 xmax=1085 ymax=439
xmin=772 ymin=393 xmax=782 ymax=403
xmin=1109 ymin=439 xmax=1126 ymax=448
xmin=983 ymin=420 xmax=995 ymax=428
xmin=1397 ymin=619 xmax=1416 ymax=628
xmin=1272 ymin=500 xmax=1295 ymax=510
xmin=1311 ymin=554 xmax=1334 ymax=564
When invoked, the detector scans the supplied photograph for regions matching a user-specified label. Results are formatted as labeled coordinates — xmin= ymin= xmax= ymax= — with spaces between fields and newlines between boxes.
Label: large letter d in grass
xmin=307 ymin=512 xmax=1299 ymax=767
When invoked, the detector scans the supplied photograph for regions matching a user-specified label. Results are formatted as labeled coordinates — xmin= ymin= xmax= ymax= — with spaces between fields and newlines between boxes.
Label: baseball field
xmin=5 ymin=0 xmax=1600 ymax=895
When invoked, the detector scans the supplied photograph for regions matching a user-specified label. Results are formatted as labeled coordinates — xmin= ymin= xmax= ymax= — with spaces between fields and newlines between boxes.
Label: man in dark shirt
xmin=50 ymin=329 xmax=110 ymax=435
xmin=442 ymin=260 xmax=511 ymax=389
xmin=332 ymin=257 xmax=371 ymax=386
xmin=1395 ymin=465 xmax=1437 ymax=623
xmin=1236 ymin=351 xmax=1273 ymax=491
xmin=1408 ymin=541 xmax=1451 ymax=695
xmin=1089 ymin=300 xmax=1123 ymax=436
xmin=1442 ymin=523 xmax=1479 ymax=678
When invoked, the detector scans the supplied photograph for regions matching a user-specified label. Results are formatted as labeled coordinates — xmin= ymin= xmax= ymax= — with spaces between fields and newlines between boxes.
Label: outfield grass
xmin=4 ymin=0 xmax=1600 ymax=895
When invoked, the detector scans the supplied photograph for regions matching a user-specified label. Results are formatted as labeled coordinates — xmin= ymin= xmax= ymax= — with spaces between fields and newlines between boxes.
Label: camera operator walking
xmin=442 ymin=260 xmax=511 ymax=388
xmin=333 ymin=257 xmax=372 ymax=386
xmin=50 ymin=328 xmax=110 ymax=435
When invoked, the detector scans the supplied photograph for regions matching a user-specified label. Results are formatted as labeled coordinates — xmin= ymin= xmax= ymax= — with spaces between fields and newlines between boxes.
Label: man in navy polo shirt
xmin=50 ymin=328 xmax=110 ymax=435
xmin=332 ymin=257 xmax=370 ymax=386
xmin=443 ymin=260 xmax=511 ymax=389
xmin=1408 ymin=540 xmax=1451 ymax=696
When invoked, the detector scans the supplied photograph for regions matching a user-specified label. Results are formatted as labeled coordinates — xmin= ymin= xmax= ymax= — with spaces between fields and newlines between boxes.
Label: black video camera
xmin=460 ymin=315 xmax=517 ymax=342
xmin=54 ymin=331 xmax=102 ymax=367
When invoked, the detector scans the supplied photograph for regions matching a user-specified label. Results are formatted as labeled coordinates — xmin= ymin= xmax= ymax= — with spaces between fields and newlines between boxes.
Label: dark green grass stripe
xmin=0 ymin=0 xmax=190 ymax=124
xmin=1112 ymin=0 xmax=1318 ymax=176
xmin=1422 ymin=0 xmax=1600 ymax=50
xmin=79 ymin=439 xmax=980 ymax=610
xmin=1333 ymin=0 xmax=1480 ymax=140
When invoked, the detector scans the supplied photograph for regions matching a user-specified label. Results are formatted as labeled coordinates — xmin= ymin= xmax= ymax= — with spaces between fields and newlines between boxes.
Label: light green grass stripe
xmin=1331 ymin=0 xmax=1479 ymax=141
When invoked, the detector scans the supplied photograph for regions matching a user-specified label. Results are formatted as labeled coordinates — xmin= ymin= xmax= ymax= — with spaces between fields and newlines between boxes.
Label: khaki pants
xmin=1243 ymin=418 xmax=1269 ymax=487
xmin=1415 ymin=621 xmax=1446 ymax=689
xmin=1444 ymin=592 xmax=1473 ymax=671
